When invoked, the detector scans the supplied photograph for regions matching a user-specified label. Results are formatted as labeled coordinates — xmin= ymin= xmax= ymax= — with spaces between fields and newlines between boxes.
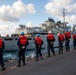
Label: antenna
xmin=63 ymin=8 xmax=66 ymax=33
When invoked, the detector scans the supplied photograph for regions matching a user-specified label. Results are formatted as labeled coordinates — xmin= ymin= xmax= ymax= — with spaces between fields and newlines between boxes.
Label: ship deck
xmin=0 ymin=49 xmax=76 ymax=75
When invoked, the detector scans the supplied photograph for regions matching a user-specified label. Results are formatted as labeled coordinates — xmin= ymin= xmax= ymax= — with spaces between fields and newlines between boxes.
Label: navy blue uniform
xmin=58 ymin=33 xmax=64 ymax=54
xmin=35 ymin=37 xmax=43 ymax=61
xmin=17 ymin=36 xmax=29 ymax=66
xmin=47 ymin=33 xmax=55 ymax=57
xmin=0 ymin=38 xmax=6 ymax=71
xmin=65 ymin=31 xmax=71 ymax=52
xmin=73 ymin=34 xmax=76 ymax=50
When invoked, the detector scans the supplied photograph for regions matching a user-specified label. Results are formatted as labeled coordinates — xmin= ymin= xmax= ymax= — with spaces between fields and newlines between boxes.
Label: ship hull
xmin=2 ymin=35 xmax=73 ymax=51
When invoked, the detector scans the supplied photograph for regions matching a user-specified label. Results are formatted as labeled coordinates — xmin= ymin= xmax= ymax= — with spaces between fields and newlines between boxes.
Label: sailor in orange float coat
xmin=0 ymin=36 xmax=6 ymax=71
xmin=34 ymin=34 xmax=43 ymax=61
xmin=17 ymin=32 xmax=29 ymax=67
xmin=47 ymin=31 xmax=55 ymax=57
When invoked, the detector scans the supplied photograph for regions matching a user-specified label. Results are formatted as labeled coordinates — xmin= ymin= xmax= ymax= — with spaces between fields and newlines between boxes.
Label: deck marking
xmin=0 ymin=66 xmax=16 ymax=75
xmin=0 ymin=49 xmax=75 ymax=74
xmin=0 ymin=54 xmax=47 ymax=74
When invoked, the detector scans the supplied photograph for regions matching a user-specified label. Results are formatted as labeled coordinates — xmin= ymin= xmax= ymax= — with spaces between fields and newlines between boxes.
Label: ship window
xmin=4 ymin=38 xmax=13 ymax=41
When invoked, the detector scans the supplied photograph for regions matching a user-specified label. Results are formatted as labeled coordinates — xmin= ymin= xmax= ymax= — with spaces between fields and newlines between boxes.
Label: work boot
xmin=61 ymin=51 xmax=63 ymax=53
xmin=2 ymin=67 xmax=6 ymax=71
xmin=35 ymin=59 xmax=38 ymax=61
xmin=73 ymin=48 xmax=75 ymax=50
xmin=23 ymin=63 xmax=26 ymax=66
xmin=58 ymin=52 xmax=60 ymax=54
xmin=41 ymin=57 xmax=43 ymax=60
xmin=2 ymin=65 xmax=6 ymax=71
xmin=17 ymin=64 xmax=21 ymax=67
xmin=53 ymin=53 xmax=55 ymax=56
xmin=2 ymin=68 xmax=6 ymax=71
xmin=66 ymin=49 xmax=68 ymax=52
xmin=58 ymin=50 xmax=60 ymax=54
xmin=47 ymin=55 xmax=50 ymax=57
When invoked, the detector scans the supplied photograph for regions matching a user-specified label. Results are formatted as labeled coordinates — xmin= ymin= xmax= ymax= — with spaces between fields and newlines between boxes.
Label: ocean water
xmin=3 ymin=45 xmax=74 ymax=62
xmin=3 ymin=49 xmax=48 ymax=62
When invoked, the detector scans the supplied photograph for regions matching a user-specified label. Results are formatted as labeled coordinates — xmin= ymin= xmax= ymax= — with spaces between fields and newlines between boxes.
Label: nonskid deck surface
xmin=0 ymin=49 xmax=76 ymax=75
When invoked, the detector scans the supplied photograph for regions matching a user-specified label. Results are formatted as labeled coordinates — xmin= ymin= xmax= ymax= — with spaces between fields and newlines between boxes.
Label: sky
xmin=0 ymin=0 xmax=76 ymax=36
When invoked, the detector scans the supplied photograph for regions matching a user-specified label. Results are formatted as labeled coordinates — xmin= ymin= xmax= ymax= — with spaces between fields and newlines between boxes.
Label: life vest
xmin=59 ymin=34 xmax=64 ymax=41
xmin=0 ymin=38 xmax=3 ymax=48
xmin=35 ymin=37 xmax=42 ymax=45
xmin=73 ymin=34 xmax=76 ymax=40
xmin=47 ymin=34 xmax=54 ymax=40
xmin=20 ymin=36 xmax=27 ymax=45
xmin=65 ymin=32 xmax=71 ymax=38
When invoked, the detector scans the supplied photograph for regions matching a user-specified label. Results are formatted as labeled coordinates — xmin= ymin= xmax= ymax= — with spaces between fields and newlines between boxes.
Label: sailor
xmin=72 ymin=31 xmax=76 ymax=50
xmin=65 ymin=30 xmax=71 ymax=52
xmin=0 ymin=37 xmax=6 ymax=71
xmin=47 ymin=31 xmax=55 ymax=57
xmin=35 ymin=34 xmax=43 ymax=61
xmin=58 ymin=32 xmax=64 ymax=54
xmin=17 ymin=32 xmax=29 ymax=67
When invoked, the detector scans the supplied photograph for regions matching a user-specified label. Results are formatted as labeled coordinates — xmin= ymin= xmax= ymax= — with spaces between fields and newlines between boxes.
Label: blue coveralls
xmin=17 ymin=37 xmax=29 ymax=66
xmin=0 ymin=40 xmax=5 ymax=70
xmin=47 ymin=34 xmax=55 ymax=57
xmin=35 ymin=37 xmax=43 ymax=61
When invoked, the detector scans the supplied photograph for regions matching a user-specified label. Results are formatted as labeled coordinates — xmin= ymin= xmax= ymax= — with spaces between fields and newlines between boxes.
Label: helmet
xmin=36 ymin=34 xmax=40 ymax=37
xmin=48 ymin=31 xmax=52 ymax=33
xmin=21 ymin=32 xmax=24 ymax=35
